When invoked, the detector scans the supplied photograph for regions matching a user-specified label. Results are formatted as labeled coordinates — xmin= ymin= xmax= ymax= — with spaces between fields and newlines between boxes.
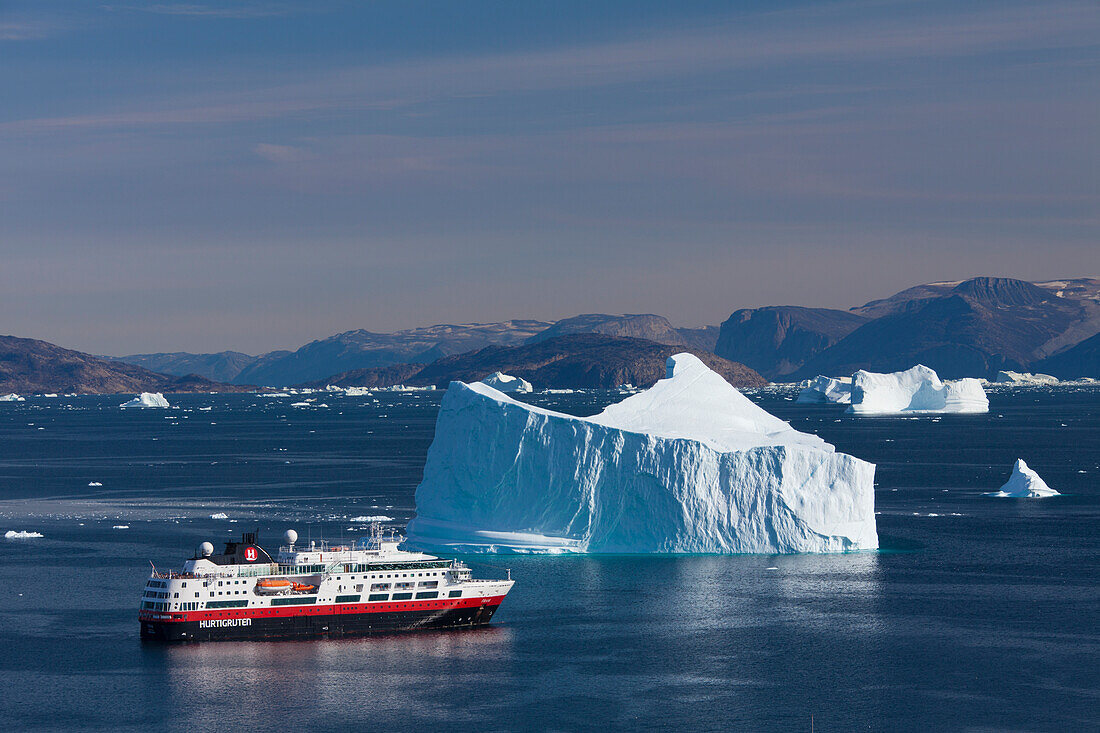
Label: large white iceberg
xmin=796 ymin=376 xmax=853 ymax=404
xmin=120 ymin=392 xmax=170 ymax=408
xmin=0 ymin=393 xmax=25 ymax=402
xmin=994 ymin=370 xmax=1059 ymax=385
xmin=480 ymin=372 xmax=533 ymax=393
xmin=984 ymin=459 xmax=1060 ymax=498
xmin=847 ymin=365 xmax=988 ymax=415
xmin=405 ymin=353 xmax=877 ymax=554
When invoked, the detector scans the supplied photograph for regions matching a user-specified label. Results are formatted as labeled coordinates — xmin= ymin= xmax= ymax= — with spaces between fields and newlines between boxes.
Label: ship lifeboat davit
xmin=256 ymin=578 xmax=293 ymax=594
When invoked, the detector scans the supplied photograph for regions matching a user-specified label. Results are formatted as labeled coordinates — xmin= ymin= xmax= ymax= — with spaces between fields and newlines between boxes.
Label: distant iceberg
xmin=984 ymin=459 xmax=1060 ymax=498
xmin=797 ymin=376 xmax=853 ymax=404
xmin=480 ymin=372 xmax=533 ymax=393
xmin=120 ymin=392 xmax=170 ymax=409
xmin=5 ymin=530 xmax=44 ymax=539
xmin=349 ymin=515 xmax=395 ymax=522
xmin=210 ymin=512 xmax=229 ymax=520
xmin=994 ymin=370 xmax=1059 ymax=385
xmin=344 ymin=387 xmax=372 ymax=396
xmin=847 ymin=366 xmax=988 ymax=415
xmin=406 ymin=353 xmax=877 ymax=554
xmin=0 ymin=393 xmax=25 ymax=402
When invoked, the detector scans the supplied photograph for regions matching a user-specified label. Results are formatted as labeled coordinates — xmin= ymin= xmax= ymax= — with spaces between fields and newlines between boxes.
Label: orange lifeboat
xmin=292 ymin=583 xmax=317 ymax=593
xmin=256 ymin=578 xmax=292 ymax=594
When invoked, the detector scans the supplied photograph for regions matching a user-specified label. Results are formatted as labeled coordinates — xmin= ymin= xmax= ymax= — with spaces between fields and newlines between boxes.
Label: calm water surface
xmin=0 ymin=388 xmax=1097 ymax=732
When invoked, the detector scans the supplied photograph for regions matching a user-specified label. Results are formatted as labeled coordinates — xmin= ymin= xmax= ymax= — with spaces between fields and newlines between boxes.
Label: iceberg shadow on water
xmin=405 ymin=354 xmax=878 ymax=555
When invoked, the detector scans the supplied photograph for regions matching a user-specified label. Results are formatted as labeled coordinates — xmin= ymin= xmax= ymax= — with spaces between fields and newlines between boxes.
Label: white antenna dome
xmin=198 ymin=541 xmax=214 ymax=557
xmin=284 ymin=529 xmax=298 ymax=545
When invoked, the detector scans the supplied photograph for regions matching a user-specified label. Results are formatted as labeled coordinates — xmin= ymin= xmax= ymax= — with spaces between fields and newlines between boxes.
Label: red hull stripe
xmin=140 ymin=594 xmax=508 ymax=624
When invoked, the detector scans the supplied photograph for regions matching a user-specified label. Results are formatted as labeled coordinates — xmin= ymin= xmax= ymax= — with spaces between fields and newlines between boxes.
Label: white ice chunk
xmin=0 ymin=393 xmax=25 ymax=402
xmin=847 ymin=365 xmax=988 ymax=415
xmin=348 ymin=515 xmax=395 ymax=522
xmin=984 ymin=459 xmax=1060 ymax=498
xmin=210 ymin=512 xmax=229 ymax=519
xmin=480 ymin=372 xmax=533 ymax=393
xmin=994 ymin=370 xmax=1059 ymax=385
xmin=5 ymin=530 xmax=44 ymax=538
xmin=120 ymin=392 xmax=170 ymax=409
xmin=797 ymin=376 xmax=853 ymax=404
xmin=344 ymin=387 xmax=372 ymax=396
xmin=112 ymin=525 xmax=129 ymax=529
xmin=406 ymin=353 xmax=877 ymax=554
xmin=88 ymin=482 xmax=103 ymax=487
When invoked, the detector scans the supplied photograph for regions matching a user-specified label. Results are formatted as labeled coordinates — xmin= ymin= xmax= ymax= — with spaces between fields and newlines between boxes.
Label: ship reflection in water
xmin=156 ymin=626 xmax=513 ymax=726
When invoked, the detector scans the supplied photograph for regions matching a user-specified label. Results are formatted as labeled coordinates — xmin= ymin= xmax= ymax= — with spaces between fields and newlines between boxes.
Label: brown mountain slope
xmin=363 ymin=334 xmax=766 ymax=389
xmin=0 ymin=335 xmax=248 ymax=394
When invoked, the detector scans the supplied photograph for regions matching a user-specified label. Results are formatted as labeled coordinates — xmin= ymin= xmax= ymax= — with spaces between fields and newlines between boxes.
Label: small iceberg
xmin=349 ymin=515 xmax=395 ymax=522
xmin=796 ymin=376 xmax=853 ymax=404
xmin=88 ymin=481 xmax=103 ymax=487
xmin=120 ymin=392 xmax=170 ymax=409
xmin=112 ymin=525 xmax=130 ymax=529
xmin=985 ymin=459 xmax=1060 ymax=498
xmin=847 ymin=365 xmax=988 ymax=415
xmin=210 ymin=512 xmax=229 ymax=520
xmin=5 ymin=530 xmax=44 ymax=539
xmin=290 ymin=401 xmax=311 ymax=407
xmin=994 ymin=371 xmax=1059 ymax=385
xmin=480 ymin=372 xmax=533 ymax=393
xmin=0 ymin=393 xmax=25 ymax=402
xmin=344 ymin=387 xmax=372 ymax=396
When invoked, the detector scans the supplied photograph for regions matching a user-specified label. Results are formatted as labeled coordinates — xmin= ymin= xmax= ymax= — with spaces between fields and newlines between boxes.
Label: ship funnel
xmin=198 ymin=541 xmax=214 ymax=557
xmin=284 ymin=529 xmax=298 ymax=547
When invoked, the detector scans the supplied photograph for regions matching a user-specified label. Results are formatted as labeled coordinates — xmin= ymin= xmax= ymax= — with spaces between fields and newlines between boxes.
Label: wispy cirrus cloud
xmin=8 ymin=0 xmax=1100 ymax=132
xmin=99 ymin=3 xmax=298 ymax=18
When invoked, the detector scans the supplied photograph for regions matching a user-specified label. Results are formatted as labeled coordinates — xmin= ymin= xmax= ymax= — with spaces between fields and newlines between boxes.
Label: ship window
xmin=370 ymin=583 xmax=391 ymax=591
xmin=173 ymin=593 xmax=179 ymax=598
xmin=449 ymin=590 xmax=462 ymax=598
xmin=391 ymin=592 xmax=413 ymax=601
xmin=336 ymin=594 xmax=361 ymax=604
xmin=368 ymin=593 xmax=388 ymax=602
xmin=418 ymin=581 xmax=438 ymax=589
xmin=415 ymin=591 xmax=438 ymax=600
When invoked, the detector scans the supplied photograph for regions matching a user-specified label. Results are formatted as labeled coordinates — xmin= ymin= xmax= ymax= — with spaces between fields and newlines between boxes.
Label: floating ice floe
xmin=994 ymin=371 xmax=1059 ymax=385
xmin=112 ymin=525 xmax=130 ymax=529
xmin=120 ymin=392 xmax=170 ymax=409
xmin=349 ymin=515 xmax=395 ymax=522
xmin=88 ymin=481 xmax=103 ymax=487
xmin=984 ymin=459 xmax=1060 ymax=498
xmin=290 ymin=402 xmax=311 ymax=407
xmin=344 ymin=387 xmax=372 ymax=396
xmin=5 ymin=530 xmax=44 ymax=539
xmin=847 ymin=365 xmax=988 ymax=415
xmin=406 ymin=353 xmax=878 ymax=554
xmin=797 ymin=376 xmax=853 ymax=404
xmin=210 ymin=513 xmax=229 ymax=520
xmin=0 ymin=393 xmax=25 ymax=402
xmin=480 ymin=372 xmax=533 ymax=393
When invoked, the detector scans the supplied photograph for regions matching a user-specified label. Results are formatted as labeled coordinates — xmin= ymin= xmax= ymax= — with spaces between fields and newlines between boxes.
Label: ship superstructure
xmin=139 ymin=526 xmax=513 ymax=642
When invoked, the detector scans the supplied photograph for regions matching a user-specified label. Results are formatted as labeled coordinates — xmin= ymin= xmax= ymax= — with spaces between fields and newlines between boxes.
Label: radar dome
xmin=284 ymin=529 xmax=298 ymax=545
xmin=198 ymin=541 xmax=214 ymax=557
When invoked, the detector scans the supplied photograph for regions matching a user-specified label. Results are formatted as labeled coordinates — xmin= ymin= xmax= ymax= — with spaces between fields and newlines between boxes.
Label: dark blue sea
xmin=1 ymin=387 xmax=1097 ymax=732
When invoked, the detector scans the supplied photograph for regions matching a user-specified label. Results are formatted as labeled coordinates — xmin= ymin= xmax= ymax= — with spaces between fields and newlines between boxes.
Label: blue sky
xmin=2 ymin=0 xmax=1098 ymax=354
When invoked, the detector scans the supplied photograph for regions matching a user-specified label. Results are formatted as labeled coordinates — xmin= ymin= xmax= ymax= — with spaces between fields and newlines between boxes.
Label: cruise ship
xmin=139 ymin=526 xmax=513 ymax=642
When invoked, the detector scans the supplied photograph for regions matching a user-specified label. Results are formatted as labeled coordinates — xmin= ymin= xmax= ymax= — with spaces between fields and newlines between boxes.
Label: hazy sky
xmin=2 ymin=0 xmax=1098 ymax=355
